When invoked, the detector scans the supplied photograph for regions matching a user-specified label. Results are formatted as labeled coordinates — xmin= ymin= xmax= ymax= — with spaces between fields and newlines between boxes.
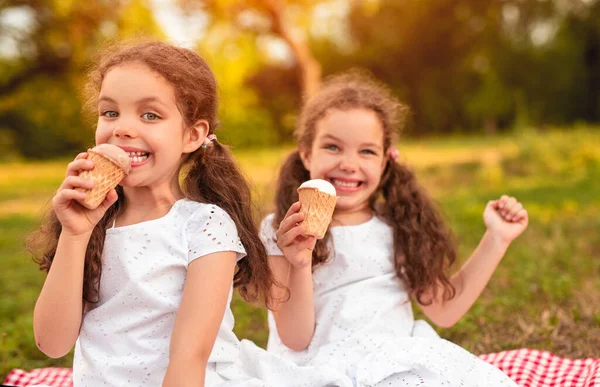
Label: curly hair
xmin=28 ymin=40 xmax=275 ymax=307
xmin=273 ymin=70 xmax=457 ymax=304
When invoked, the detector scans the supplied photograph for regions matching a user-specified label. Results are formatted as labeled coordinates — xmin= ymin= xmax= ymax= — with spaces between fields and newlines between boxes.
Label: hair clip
xmin=201 ymin=134 xmax=217 ymax=149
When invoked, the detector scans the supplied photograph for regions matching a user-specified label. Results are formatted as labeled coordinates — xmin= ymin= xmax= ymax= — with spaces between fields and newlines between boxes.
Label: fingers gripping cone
xmin=77 ymin=144 xmax=130 ymax=210
xmin=297 ymin=179 xmax=337 ymax=239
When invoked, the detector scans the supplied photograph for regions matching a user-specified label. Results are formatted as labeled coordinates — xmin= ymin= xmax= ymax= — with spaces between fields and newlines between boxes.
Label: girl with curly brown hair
xmin=29 ymin=41 xmax=353 ymax=387
xmin=261 ymin=71 xmax=527 ymax=386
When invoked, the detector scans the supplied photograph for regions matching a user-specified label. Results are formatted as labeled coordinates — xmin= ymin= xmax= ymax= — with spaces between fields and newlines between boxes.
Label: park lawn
xmin=0 ymin=127 xmax=598 ymax=377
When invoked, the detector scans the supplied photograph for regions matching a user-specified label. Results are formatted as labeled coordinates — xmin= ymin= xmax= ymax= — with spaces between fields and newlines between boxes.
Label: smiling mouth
xmin=330 ymin=178 xmax=362 ymax=189
xmin=127 ymin=151 xmax=149 ymax=163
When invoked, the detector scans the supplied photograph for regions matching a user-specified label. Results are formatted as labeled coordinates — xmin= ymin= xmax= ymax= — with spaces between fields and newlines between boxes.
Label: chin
xmin=334 ymin=198 xmax=357 ymax=211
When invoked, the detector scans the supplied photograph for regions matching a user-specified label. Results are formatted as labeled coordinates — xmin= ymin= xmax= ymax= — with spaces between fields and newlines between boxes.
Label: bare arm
xmin=418 ymin=196 xmax=528 ymax=327
xmin=162 ymin=251 xmax=237 ymax=387
xmin=33 ymin=153 xmax=118 ymax=358
xmin=269 ymin=253 xmax=315 ymax=351
xmin=268 ymin=202 xmax=317 ymax=351
xmin=33 ymin=232 xmax=89 ymax=358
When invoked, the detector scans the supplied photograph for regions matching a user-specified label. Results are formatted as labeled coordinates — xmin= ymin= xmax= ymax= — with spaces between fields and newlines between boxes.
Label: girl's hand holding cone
xmin=276 ymin=202 xmax=316 ymax=268
xmin=52 ymin=152 xmax=119 ymax=237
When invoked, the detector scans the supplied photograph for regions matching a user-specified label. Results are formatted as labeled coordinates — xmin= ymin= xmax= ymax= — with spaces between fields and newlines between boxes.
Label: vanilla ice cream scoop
xmin=298 ymin=179 xmax=336 ymax=196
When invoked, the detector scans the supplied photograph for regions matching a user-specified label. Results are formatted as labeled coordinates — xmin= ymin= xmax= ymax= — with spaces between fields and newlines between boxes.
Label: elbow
xmin=33 ymin=321 xmax=77 ymax=358
xmin=283 ymin=339 xmax=310 ymax=352
xmin=279 ymin=329 xmax=313 ymax=352
xmin=430 ymin=315 xmax=459 ymax=329
xmin=281 ymin=340 xmax=310 ymax=352
xmin=435 ymin=320 xmax=457 ymax=329
xmin=33 ymin=308 xmax=77 ymax=358
xmin=271 ymin=312 xmax=315 ymax=352
xmin=34 ymin=334 xmax=72 ymax=359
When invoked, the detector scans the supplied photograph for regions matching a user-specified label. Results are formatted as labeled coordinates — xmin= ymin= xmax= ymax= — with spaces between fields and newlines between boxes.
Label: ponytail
xmin=273 ymin=150 xmax=309 ymax=224
xmin=379 ymin=160 xmax=457 ymax=305
xmin=183 ymin=141 xmax=274 ymax=307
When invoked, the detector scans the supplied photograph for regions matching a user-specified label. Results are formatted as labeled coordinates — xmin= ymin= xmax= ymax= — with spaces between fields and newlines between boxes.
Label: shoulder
xmin=260 ymin=213 xmax=278 ymax=237
xmin=261 ymin=213 xmax=276 ymax=228
xmin=175 ymin=199 xmax=235 ymax=226
xmin=181 ymin=200 xmax=246 ymax=262
xmin=259 ymin=213 xmax=282 ymax=255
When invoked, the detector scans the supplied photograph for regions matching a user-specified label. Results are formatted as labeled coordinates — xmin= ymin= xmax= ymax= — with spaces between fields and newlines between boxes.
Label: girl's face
xmin=95 ymin=62 xmax=205 ymax=190
xmin=300 ymin=108 xmax=387 ymax=216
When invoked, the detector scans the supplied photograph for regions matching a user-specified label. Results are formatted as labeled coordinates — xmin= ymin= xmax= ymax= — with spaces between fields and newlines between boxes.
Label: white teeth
xmin=127 ymin=152 xmax=149 ymax=163
xmin=332 ymin=179 xmax=359 ymax=188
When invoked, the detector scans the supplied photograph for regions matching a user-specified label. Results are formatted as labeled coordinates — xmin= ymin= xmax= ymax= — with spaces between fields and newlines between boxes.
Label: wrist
xmin=287 ymin=249 xmax=314 ymax=269
xmin=483 ymin=229 xmax=511 ymax=250
xmin=60 ymin=230 xmax=93 ymax=244
xmin=290 ymin=260 xmax=313 ymax=273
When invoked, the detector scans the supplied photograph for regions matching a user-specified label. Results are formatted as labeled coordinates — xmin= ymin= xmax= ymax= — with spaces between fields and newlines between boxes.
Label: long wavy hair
xmin=272 ymin=71 xmax=457 ymax=304
xmin=28 ymin=41 xmax=274 ymax=307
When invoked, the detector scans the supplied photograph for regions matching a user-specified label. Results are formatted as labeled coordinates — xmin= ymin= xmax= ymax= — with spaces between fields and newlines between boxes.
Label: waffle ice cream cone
xmin=77 ymin=144 xmax=130 ymax=210
xmin=297 ymin=179 xmax=337 ymax=239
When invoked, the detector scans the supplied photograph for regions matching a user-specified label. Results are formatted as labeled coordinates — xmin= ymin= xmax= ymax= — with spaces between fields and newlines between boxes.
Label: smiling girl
xmin=29 ymin=41 xmax=352 ymax=387
xmin=261 ymin=71 xmax=527 ymax=386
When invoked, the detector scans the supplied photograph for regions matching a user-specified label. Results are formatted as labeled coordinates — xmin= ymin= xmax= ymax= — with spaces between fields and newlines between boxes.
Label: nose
xmin=338 ymin=153 xmax=358 ymax=173
xmin=112 ymin=125 xmax=138 ymax=139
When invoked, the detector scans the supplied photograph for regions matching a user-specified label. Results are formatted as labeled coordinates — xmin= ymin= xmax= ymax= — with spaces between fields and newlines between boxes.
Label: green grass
xmin=1 ymin=127 xmax=599 ymax=377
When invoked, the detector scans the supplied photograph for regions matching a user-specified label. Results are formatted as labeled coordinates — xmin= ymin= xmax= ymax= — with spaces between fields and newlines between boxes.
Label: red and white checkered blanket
xmin=3 ymin=349 xmax=599 ymax=386
xmin=478 ymin=349 xmax=600 ymax=386
xmin=3 ymin=367 xmax=72 ymax=387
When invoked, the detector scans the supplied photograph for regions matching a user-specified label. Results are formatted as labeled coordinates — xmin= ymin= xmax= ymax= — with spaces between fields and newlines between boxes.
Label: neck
xmin=118 ymin=181 xmax=185 ymax=226
xmin=331 ymin=205 xmax=374 ymax=227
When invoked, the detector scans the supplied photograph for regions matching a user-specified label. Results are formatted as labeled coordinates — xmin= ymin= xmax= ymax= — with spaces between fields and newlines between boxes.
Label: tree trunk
xmin=261 ymin=0 xmax=322 ymax=99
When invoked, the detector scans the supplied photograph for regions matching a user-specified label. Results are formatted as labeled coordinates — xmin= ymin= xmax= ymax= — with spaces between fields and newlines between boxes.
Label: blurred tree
xmin=313 ymin=0 xmax=599 ymax=134
xmin=318 ymin=0 xmax=509 ymax=133
xmin=198 ymin=29 xmax=281 ymax=147
xmin=246 ymin=63 xmax=300 ymax=142
xmin=0 ymin=0 xmax=164 ymax=158
xmin=177 ymin=0 xmax=322 ymax=144
xmin=179 ymin=0 xmax=321 ymax=99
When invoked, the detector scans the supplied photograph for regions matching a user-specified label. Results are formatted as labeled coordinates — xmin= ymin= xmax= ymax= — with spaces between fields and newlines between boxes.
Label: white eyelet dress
xmin=261 ymin=213 xmax=518 ymax=387
xmin=72 ymin=200 xmax=353 ymax=387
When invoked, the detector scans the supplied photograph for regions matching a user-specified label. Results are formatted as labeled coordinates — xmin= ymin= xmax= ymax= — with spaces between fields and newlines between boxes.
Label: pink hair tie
xmin=388 ymin=147 xmax=399 ymax=160
xmin=202 ymin=134 xmax=217 ymax=148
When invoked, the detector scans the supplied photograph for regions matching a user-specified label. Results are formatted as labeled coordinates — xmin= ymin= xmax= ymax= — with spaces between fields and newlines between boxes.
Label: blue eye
xmin=361 ymin=149 xmax=377 ymax=155
xmin=324 ymin=144 xmax=339 ymax=151
xmin=102 ymin=111 xmax=118 ymax=118
xmin=142 ymin=112 xmax=160 ymax=121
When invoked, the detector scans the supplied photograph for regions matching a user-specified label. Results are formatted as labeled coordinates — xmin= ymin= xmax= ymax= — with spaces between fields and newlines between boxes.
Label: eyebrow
xmin=98 ymin=96 xmax=169 ymax=107
xmin=321 ymin=133 xmax=382 ymax=149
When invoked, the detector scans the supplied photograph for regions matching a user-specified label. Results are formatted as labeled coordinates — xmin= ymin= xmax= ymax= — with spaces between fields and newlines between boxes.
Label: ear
xmin=381 ymin=153 xmax=388 ymax=170
xmin=183 ymin=120 xmax=209 ymax=153
xmin=299 ymin=148 xmax=311 ymax=171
